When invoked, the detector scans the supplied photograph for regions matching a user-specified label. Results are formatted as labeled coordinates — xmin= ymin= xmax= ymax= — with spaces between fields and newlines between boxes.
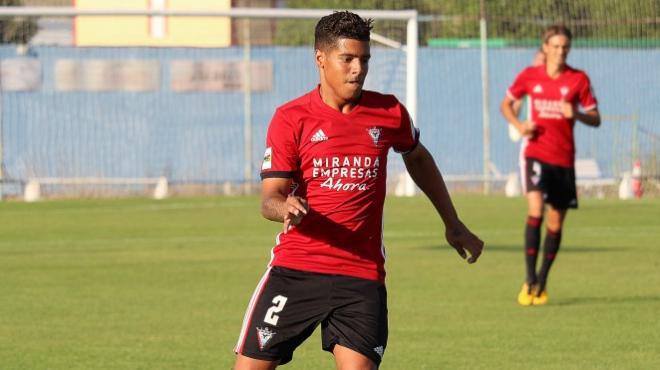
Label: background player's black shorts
xmin=524 ymin=157 xmax=578 ymax=209
xmin=234 ymin=266 xmax=388 ymax=366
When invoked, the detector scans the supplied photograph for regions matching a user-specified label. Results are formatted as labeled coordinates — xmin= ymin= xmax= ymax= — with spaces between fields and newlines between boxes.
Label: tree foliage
xmin=0 ymin=0 xmax=38 ymax=44
xmin=277 ymin=0 xmax=660 ymax=46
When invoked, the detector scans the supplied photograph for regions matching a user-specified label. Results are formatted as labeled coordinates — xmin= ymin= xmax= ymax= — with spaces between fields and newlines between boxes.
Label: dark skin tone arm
xmin=402 ymin=142 xmax=484 ymax=263
xmin=261 ymin=177 xmax=308 ymax=234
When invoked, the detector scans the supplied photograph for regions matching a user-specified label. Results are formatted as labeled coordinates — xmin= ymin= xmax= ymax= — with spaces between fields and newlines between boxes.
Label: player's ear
xmin=315 ymin=49 xmax=325 ymax=68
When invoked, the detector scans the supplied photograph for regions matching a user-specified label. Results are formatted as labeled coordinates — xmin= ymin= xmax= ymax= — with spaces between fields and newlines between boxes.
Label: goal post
xmin=0 ymin=6 xmax=418 ymax=200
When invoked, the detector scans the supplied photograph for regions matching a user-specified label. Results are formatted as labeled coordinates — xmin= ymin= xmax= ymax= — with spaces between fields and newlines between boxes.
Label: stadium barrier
xmin=23 ymin=176 xmax=168 ymax=202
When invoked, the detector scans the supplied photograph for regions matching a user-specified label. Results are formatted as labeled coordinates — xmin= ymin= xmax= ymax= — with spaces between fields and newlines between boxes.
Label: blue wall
xmin=1 ymin=46 xmax=658 ymax=193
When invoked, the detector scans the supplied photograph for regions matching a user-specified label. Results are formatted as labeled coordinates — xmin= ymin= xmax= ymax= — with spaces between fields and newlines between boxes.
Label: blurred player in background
xmin=509 ymin=49 xmax=546 ymax=190
xmin=500 ymin=25 xmax=601 ymax=306
xmin=510 ymin=48 xmax=546 ymax=126
xmin=233 ymin=10 xmax=484 ymax=369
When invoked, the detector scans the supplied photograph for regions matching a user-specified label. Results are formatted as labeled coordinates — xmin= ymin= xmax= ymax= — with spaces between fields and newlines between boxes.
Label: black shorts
xmin=523 ymin=157 xmax=578 ymax=209
xmin=234 ymin=266 xmax=388 ymax=366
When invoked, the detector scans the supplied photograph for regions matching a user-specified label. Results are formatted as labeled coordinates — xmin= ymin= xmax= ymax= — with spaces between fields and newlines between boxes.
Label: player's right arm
xmin=261 ymin=177 xmax=308 ymax=233
xmin=501 ymin=68 xmax=537 ymax=138
xmin=260 ymin=106 xmax=307 ymax=233
xmin=500 ymin=95 xmax=536 ymax=138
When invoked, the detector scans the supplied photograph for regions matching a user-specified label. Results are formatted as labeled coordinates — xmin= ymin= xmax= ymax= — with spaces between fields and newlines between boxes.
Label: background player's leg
xmin=333 ymin=344 xmax=377 ymax=370
xmin=536 ymin=206 xmax=567 ymax=300
xmin=525 ymin=191 xmax=545 ymax=285
xmin=234 ymin=354 xmax=279 ymax=370
xmin=518 ymin=191 xmax=545 ymax=305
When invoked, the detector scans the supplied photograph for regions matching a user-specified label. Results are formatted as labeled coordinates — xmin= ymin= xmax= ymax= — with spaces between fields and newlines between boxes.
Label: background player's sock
xmin=525 ymin=216 xmax=543 ymax=286
xmin=538 ymin=228 xmax=562 ymax=293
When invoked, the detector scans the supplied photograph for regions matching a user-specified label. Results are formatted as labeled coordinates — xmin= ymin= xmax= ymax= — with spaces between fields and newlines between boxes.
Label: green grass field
xmin=1 ymin=195 xmax=659 ymax=369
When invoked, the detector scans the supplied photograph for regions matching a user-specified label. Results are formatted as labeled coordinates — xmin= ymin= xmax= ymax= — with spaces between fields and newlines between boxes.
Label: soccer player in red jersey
xmin=233 ymin=11 xmax=484 ymax=369
xmin=500 ymin=25 xmax=601 ymax=306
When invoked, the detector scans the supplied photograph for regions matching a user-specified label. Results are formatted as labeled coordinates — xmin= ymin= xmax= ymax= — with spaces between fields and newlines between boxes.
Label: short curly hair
xmin=314 ymin=11 xmax=373 ymax=51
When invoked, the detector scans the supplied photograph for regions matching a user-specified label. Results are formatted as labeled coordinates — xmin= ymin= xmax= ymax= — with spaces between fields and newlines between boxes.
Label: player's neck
xmin=545 ymin=63 xmax=566 ymax=79
xmin=318 ymin=84 xmax=360 ymax=114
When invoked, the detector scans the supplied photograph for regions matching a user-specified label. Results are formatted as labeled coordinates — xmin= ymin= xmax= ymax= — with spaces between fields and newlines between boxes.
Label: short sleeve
xmin=392 ymin=104 xmax=420 ymax=154
xmin=506 ymin=69 xmax=529 ymax=100
xmin=578 ymin=74 xmax=597 ymax=111
xmin=260 ymin=109 xmax=299 ymax=179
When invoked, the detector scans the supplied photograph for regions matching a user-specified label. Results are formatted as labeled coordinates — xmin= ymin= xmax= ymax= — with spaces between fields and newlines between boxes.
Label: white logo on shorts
xmin=373 ymin=345 xmax=384 ymax=358
xmin=256 ymin=327 xmax=276 ymax=350
xmin=531 ymin=161 xmax=542 ymax=185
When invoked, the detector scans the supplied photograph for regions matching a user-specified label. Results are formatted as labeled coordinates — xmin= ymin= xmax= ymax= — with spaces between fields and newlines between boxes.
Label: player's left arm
xmin=402 ymin=143 xmax=484 ymax=263
xmin=562 ymin=74 xmax=601 ymax=127
xmin=562 ymin=104 xmax=601 ymax=127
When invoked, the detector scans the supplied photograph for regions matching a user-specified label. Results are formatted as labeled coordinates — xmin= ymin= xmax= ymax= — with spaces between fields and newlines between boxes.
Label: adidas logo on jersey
xmin=311 ymin=129 xmax=329 ymax=142
xmin=533 ymin=84 xmax=543 ymax=93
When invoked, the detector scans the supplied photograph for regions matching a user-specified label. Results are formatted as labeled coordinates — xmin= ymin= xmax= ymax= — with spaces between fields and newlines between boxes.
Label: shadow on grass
xmin=415 ymin=244 xmax=631 ymax=253
xmin=555 ymin=295 xmax=660 ymax=306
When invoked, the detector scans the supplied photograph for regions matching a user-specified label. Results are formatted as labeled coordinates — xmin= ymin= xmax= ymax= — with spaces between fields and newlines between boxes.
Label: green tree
xmin=0 ymin=0 xmax=38 ymax=44
xmin=276 ymin=0 xmax=660 ymax=46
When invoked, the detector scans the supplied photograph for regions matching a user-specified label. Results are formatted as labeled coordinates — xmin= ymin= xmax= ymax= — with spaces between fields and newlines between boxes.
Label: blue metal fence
xmin=1 ymin=45 xmax=658 ymax=196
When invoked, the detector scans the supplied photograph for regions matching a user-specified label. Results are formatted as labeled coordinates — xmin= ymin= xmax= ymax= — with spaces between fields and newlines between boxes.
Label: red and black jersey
xmin=260 ymin=87 xmax=419 ymax=282
xmin=507 ymin=64 xmax=597 ymax=168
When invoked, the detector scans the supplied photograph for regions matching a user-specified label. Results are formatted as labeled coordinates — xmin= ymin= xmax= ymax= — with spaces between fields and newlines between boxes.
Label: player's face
xmin=316 ymin=38 xmax=370 ymax=103
xmin=543 ymin=34 xmax=570 ymax=67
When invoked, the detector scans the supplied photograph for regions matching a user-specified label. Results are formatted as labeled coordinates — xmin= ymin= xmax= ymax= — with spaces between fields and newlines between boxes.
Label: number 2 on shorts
xmin=263 ymin=295 xmax=288 ymax=326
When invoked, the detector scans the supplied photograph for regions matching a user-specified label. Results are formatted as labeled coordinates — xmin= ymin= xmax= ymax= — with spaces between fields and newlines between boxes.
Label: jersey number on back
xmin=264 ymin=295 xmax=288 ymax=326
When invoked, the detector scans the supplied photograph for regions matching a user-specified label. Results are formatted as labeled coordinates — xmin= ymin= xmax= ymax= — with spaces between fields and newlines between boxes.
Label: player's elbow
xmin=587 ymin=111 xmax=601 ymax=127
xmin=260 ymin=198 xmax=278 ymax=221
xmin=500 ymin=99 xmax=513 ymax=117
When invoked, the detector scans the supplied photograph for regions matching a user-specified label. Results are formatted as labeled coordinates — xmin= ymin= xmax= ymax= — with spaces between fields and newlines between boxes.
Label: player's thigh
xmin=545 ymin=165 xmax=578 ymax=210
xmin=526 ymin=190 xmax=545 ymax=217
xmin=333 ymin=344 xmax=377 ymax=370
xmin=321 ymin=276 xmax=388 ymax=367
xmin=234 ymin=353 xmax=279 ymax=370
xmin=546 ymin=206 xmax=567 ymax=231
xmin=235 ymin=267 xmax=330 ymax=365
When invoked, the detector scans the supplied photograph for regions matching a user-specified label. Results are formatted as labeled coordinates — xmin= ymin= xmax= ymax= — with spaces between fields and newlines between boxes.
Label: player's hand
xmin=283 ymin=195 xmax=309 ymax=233
xmin=445 ymin=221 xmax=484 ymax=264
xmin=561 ymin=100 xmax=575 ymax=119
xmin=518 ymin=120 xmax=537 ymax=138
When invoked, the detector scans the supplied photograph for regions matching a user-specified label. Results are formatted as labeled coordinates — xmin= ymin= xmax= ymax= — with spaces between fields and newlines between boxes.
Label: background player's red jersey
xmin=507 ymin=64 xmax=597 ymax=168
xmin=260 ymin=87 xmax=419 ymax=282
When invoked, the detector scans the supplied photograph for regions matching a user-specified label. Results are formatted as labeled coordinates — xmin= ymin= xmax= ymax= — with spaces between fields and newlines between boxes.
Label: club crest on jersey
xmin=256 ymin=327 xmax=276 ymax=350
xmin=367 ymin=127 xmax=382 ymax=145
xmin=560 ymin=86 xmax=569 ymax=97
